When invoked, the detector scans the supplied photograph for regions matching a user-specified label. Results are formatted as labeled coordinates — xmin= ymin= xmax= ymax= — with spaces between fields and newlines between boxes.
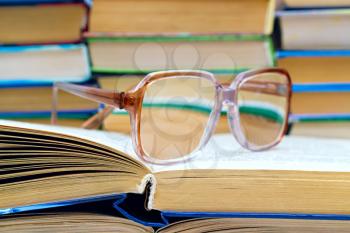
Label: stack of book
xmin=276 ymin=0 xmax=350 ymax=138
xmin=86 ymin=0 xmax=277 ymax=133
xmin=0 ymin=0 xmax=98 ymax=126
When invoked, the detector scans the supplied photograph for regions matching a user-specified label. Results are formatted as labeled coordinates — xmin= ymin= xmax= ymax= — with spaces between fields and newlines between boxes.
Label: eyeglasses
xmin=52 ymin=68 xmax=292 ymax=164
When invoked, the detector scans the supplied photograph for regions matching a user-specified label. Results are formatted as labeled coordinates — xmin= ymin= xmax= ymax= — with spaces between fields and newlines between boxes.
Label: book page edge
xmin=138 ymin=174 xmax=157 ymax=211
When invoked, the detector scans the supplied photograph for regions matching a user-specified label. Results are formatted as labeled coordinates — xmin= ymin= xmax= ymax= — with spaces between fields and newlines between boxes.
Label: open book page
xmin=0 ymin=212 xmax=153 ymax=233
xmin=0 ymin=119 xmax=141 ymax=164
xmin=2 ymin=119 xmax=350 ymax=174
xmin=151 ymin=134 xmax=350 ymax=173
xmin=0 ymin=120 xmax=154 ymax=211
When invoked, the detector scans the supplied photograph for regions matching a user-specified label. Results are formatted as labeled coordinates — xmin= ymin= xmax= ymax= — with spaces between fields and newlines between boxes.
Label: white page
xmin=151 ymin=133 xmax=350 ymax=173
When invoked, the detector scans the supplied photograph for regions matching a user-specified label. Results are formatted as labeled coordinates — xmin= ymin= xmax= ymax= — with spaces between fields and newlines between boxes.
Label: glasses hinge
xmin=117 ymin=92 xmax=136 ymax=109
xmin=115 ymin=92 xmax=125 ymax=109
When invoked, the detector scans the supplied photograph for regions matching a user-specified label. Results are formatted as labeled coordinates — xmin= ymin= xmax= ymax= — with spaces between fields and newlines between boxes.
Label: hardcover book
xmin=0 ymin=82 xmax=98 ymax=114
xmin=0 ymin=44 xmax=90 ymax=84
xmin=291 ymin=91 xmax=350 ymax=114
xmin=88 ymin=0 xmax=276 ymax=36
xmin=277 ymin=50 xmax=350 ymax=85
xmin=290 ymin=117 xmax=350 ymax=139
xmin=0 ymin=0 xmax=87 ymax=44
xmin=87 ymin=35 xmax=274 ymax=74
xmin=277 ymin=9 xmax=350 ymax=50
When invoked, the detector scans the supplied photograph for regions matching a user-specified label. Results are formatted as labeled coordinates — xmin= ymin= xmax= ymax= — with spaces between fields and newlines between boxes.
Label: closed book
xmin=87 ymin=35 xmax=274 ymax=74
xmin=289 ymin=114 xmax=350 ymax=139
xmin=277 ymin=50 xmax=350 ymax=84
xmin=1 ymin=120 xmax=350 ymax=219
xmin=88 ymin=0 xmax=276 ymax=36
xmin=278 ymin=9 xmax=350 ymax=50
xmin=0 ymin=44 xmax=90 ymax=84
xmin=0 ymin=82 xmax=97 ymax=114
xmin=276 ymin=50 xmax=350 ymax=114
xmin=291 ymin=91 xmax=350 ymax=114
xmin=0 ymin=1 xmax=87 ymax=45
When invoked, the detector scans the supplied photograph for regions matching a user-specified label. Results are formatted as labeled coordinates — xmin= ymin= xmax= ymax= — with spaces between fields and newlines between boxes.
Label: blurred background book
xmin=0 ymin=0 xmax=98 ymax=126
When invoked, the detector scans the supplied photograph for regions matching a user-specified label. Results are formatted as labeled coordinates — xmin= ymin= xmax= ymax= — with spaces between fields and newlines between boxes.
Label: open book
xmin=1 ymin=119 xmax=350 ymax=216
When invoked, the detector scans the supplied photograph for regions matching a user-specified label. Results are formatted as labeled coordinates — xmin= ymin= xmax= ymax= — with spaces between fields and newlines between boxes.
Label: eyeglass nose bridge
xmin=221 ymin=87 xmax=236 ymax=107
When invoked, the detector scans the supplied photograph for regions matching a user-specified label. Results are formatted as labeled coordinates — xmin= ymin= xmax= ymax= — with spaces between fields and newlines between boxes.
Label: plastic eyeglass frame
xmin=52 ymin=68 xmax=292 ymax=165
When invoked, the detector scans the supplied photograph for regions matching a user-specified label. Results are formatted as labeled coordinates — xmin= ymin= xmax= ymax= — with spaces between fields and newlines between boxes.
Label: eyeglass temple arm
xmin=223 ymin=81 xmax=287 ymax=96
xmin=81 ymin=106 xmax=114 ymax=129
xmin=51 ymin=82 xmax=123 ymax=128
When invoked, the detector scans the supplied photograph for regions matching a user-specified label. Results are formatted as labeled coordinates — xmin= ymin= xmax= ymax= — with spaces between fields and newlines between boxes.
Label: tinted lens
xmin=140 ymin=76 xmax=216 ymax=161
xmin=236 ymin=72 xmax=289 ymax=148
